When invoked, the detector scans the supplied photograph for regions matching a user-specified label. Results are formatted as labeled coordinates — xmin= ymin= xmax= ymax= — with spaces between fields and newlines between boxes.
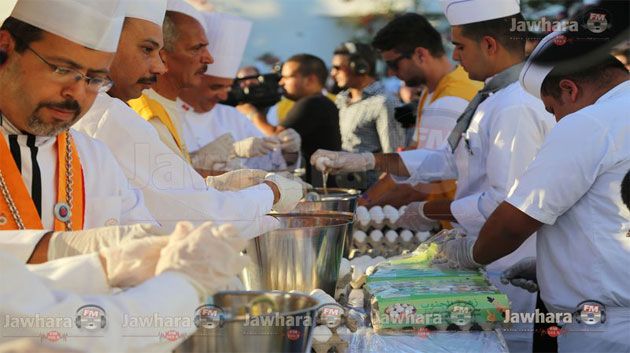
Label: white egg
xmin=400 ymin=230 xmax=413 ymax=242
xmin=339 ymin=258 xmax=351 ymax=277
xmin=385 ymin=230 xmax=398 ymax=243
xmin=369 ymin=230 xmax=383 ymax=242
xmin=416 ymin=231 xmax=431 ymax=242
xmin=353 ymin=230 xmax=367 ymax=243
xmin=399 ymin=205 xmax=407 ymax=215
xmin=383 ymin=205 xmax=399 ymax=223
xmin=369 ymin=206 xmax=385 ymax=224
xmin=315 ymin=157 xmax=332 ymax=172
xmin=355 ymin=206 xmax=370 ymax=222
xmin=313 ymin=325 xmax=333 ymax=342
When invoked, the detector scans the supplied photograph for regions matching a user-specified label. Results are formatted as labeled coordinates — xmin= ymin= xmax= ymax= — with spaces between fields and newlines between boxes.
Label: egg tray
xmin=348 ymin=226 xmax=432 ymax=259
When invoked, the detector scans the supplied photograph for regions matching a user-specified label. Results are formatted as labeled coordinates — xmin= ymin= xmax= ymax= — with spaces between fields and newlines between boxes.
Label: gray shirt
xmin=336 ymin=81 xmax=404 ymax=153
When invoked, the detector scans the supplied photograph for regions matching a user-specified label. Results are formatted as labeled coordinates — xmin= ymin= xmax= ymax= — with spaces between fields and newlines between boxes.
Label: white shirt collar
xmin=595 ymin=80 xmax=630 ymax=104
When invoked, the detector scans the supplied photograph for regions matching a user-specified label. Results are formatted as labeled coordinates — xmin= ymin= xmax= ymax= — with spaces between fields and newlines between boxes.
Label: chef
xmin=0 ymin=0 xmax=160 ymax=259
xmin=73 ymin=0 xmax=302 ymax=233
xmin=128 ymin=0 xmax=211 ymax=163
xmin=438 ymin=28 xmax=630 ymax=352
xmin=311 ymin=0 xmax=556 ymax=350
xmin=1 ymin=220 xmax=249 ymax=353
xmin=178 ymin=12 xmax=300 ymax=173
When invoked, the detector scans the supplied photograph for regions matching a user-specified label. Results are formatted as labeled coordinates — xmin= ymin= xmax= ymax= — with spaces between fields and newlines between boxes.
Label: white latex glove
xmin=234 ymin=136 xmax=280 ymax=158
xmin=264 ymin=173 xmax=304 ymax=213
xmin=206 ymin=169 xmax=268 ymax=191
xmin=393 ymin=201 xmax=439 ymax=232
xmin=275 ymin=171 xmax=312 ymax=194
xmin=155 ymin=222 xmax=251 ymax=300
xmin=310 ymin=149 xmax=375 ymax=174
xmin=432 ymin=237 xmax=481 ymax=269
xmin=190 ymin=133 xmax=236 ymax=170
xmin=500 ymin=257 xmax=538 ymax=292
xmin=277 ymin=128 xmax=301 ymax=153
xmin=99 ymin=236 xmax=169 ymax=288
xmin=48 ymin=224 xmax=167 ymax=260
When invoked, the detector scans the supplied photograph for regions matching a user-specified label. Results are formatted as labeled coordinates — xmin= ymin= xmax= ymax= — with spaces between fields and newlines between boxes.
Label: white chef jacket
xmin=0 ymin=119 xmax=156 ymax=261
xmin=0 ymin=250 xmax=199 ymax=353
xmin=179 ymin=103 xmax=287 ymax=170
xmin=506 ymin=81 xmax=630 ymax=352
xmin=398 ymin=81 xmax=555 ymax=351
xmin=73 ymin=93 xmax=278 ymax=233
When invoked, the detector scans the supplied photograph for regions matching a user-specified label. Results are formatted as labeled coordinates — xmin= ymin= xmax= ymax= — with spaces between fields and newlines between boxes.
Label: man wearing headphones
xmin=330 ymin=42 xmax=405 ymax=189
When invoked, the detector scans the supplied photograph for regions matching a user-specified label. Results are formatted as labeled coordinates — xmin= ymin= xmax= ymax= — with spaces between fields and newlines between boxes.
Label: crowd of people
xmin=0 ymin=0 xmax=627 ymax=352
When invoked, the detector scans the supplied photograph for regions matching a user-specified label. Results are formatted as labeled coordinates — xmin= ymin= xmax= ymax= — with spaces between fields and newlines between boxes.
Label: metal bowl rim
xmin=213 ymin=290 xmax=320 ymax=321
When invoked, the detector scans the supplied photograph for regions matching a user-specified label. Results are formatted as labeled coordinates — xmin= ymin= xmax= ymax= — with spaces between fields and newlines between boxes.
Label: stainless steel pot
xmin=175 ymin=291 xmax=319 ymax=353
xmin=295 ymin=188 xmax=360 ymax=214
xmin=240 ymin=213 xmax=353 ymax=296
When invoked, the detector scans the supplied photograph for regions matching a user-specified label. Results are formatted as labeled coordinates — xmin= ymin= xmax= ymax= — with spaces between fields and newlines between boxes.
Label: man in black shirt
xmin=279 ymin=54 xmax=341 ymax=186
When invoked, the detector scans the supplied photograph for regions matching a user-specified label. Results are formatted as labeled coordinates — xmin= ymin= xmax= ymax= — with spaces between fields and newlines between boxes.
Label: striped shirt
xmin=335 ymin=81 xmax=405 ymax=153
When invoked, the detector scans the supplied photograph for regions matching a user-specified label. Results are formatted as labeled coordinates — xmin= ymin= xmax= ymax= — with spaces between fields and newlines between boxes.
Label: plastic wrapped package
xmin=348 ymin=328 xmax=509 ymax=353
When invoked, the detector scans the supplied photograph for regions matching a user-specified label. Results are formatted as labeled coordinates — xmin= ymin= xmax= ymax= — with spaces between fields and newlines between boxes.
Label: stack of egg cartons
xmin=350 ymin=205 xmax=431 ymax=259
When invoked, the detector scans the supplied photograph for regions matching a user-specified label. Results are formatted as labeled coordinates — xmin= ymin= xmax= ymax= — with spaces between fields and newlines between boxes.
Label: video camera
xmin=221 ymin=72 xmax=282 ymax=109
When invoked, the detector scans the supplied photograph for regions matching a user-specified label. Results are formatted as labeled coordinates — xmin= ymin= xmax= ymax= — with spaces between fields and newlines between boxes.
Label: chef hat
xmin=519 ymin=32 xmax=562 ymax=99
xmin=203 ymin=12 xmax=252 ymax=78
xmin=166 ymin=0 xmax=207 ymax=32
xmin=126 ymin=0 xmax=167 ymax=27
xmin=8 ymin=0 xmax=126 ymax=53
xmin=441 ymin=0 xmax=520 ymax=25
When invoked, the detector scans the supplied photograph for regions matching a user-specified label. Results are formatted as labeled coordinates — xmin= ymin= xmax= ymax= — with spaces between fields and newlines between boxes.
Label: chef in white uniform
xmin=73 ymin=0 xmax=301 ymax=233
xmin=178 ymin=12 xmax=298 ymax=172
xmin=440 ymin=29 xmax=630 ymax=352
xmin=311 ymin=1 xmax=556 ymax=350
xmin=1 ymin=220 xmax=250 ymax=353
xmin=0 ymin=1 xmax=159 ymax=259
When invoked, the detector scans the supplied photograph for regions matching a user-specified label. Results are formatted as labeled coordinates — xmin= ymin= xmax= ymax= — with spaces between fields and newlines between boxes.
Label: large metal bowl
xmin=175 ymin=291 xmax=319 ymax=353
xmin=240 ymin=213 xmax=353 ymax=296
xmin=294 ymin=188 xmax=360 ymax=214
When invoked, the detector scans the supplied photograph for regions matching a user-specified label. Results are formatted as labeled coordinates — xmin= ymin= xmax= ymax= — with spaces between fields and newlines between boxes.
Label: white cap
xmin=203 ymin=12 xmax=252 ymax=78
xmin=166 ymin=0 xmax=207 ymax=32
xmin=126 ymin=0 xmax=167 ymax=27
xmin=519 ymin=32 xmax=562 ymax=99
xmin=442 ymin=0 xmax=520 ymax=25
xmin=9 ymin=0 xmax=126 ymax=52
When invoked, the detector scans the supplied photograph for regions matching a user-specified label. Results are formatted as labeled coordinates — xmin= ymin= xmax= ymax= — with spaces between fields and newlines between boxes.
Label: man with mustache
xmin=73 ymin=0 xmax=303 ymax=233
xmin=0 ymin=0 xmax=157 ymax=263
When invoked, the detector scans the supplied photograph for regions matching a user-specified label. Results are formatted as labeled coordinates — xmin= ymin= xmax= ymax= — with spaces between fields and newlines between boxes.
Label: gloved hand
xmin=190 ymin=133 xmax=236 ymax=170
xmin=432 ymin=237 xmax=481 ymax=269
xmin=394 ymin=201 xmax=439 ymax=232
xmin=310 ymin=149 xmax=375 ymax=174
xmin=48 ymin=224 xmax=168 ymax=260
xmin=275 ymin=171 xmax=313 ymax=195
xmin=234 ymin=136 xmax=281 ymax=158
xmin=99 ymin=236 xmax=169 ymax=288
xmin=264 ymin=173 xmax=304 ymax=213
xmin=155 ymin=222 xmax=251 ymax=300
xmin=500 ymin=257 xmax=538 ymax=292
xmin=206 ymin=169 xmax=268 ymax=191
xmin=277 ymin=128 xmax=301 ymax=153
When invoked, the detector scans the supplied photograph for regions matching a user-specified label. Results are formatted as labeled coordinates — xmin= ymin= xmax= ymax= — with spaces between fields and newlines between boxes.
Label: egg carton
xmin=348 ymin=227 xmax=432 ymax=259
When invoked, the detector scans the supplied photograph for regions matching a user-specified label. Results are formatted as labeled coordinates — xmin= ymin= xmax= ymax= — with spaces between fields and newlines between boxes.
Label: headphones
xmin=75 ymin=305 xmax=107 ymax=330
xmin=573 ymin=300 xmax=606 ymax=324
xmin=343 ymin=42 xmax=371 ymax=75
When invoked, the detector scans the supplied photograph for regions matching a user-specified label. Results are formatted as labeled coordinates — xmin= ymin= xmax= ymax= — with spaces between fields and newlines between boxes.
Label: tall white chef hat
xmin=441 ymin=0 xmax=520 ymax=25
xmin=166 ymin=0 xmax=207 ymax=32
xmin=203 ymin=12 xmax=252 ymax=78
xmin=519 ymin=32 xmax=563 ymax=99
xmin=126 ymin=0 xmax=167 ymax=27
xmin=5 ymin=0 xmax=126 ymax=53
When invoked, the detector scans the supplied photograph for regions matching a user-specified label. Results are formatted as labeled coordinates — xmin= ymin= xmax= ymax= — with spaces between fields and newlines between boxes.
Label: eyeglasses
xmin=385 ymin=52 xmax=412 ymax=71
xmin=24 ymin=44 xmax=113 ymax=93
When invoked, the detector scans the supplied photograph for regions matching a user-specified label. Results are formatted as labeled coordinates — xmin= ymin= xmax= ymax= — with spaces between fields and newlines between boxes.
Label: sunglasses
xmin=385 ymin=52 xmax=412 ymax=71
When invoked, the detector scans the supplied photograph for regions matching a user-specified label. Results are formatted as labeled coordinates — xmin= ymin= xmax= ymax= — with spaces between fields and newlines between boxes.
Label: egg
xmin=355 ymin=206 xmax=370 ymax=227
xmin=385 ymin=230 xmax=398 ymax=243
xmin=315 ymin=157 xmax=332 ymax=171
xmin=369 ymin=230 xmax=383 ymax=242
xmin=400 ymin=230 xmax=413 ymax=242
xmin=416 ymin=231 xmax=431 ymax=243
xmin=353 ymin=230 xmax=367 ymax=243
xmin=383 ymin=205 xmax=399 ymax=224
xmin=369 ymin=206 xmax=385 ymax=225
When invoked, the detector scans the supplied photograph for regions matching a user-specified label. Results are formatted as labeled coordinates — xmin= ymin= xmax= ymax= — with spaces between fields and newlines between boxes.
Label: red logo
xmin=287 ymin=329 xmax=301 ymax=341
xmin=547 ymin=326 xmax=562 ymax=338
xmin=41 ymin=331 xmax=67 ymax=343
xmin=553 ymin=35 xmax=567 ymax=46
xmin=417 ymin=327 xmax=430 ymax=339
xmin=160 ymin=330 xmax=185 ymax=342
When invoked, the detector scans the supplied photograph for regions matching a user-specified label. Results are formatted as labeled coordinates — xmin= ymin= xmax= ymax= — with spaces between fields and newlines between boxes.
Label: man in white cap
xmin=0 ymin=0 xmax=161 ymax=263
xmin=312 ymin=1 xmax=556 ymax=350
xmin=441 ymin=26 xmax=629 ymax=352
xmin=128 ymin=0 xmax=211 ymax=163
xmin=178 ymin=12 xmax=300 ymax=173
xmin=1 ymin=221 xmax=250 ymax=353
xmin=73 ymin=1 xmax=301 ymax=235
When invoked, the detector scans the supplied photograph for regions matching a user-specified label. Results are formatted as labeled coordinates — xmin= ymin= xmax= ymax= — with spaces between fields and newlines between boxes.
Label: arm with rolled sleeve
xmin=450 ymin=105 xmax=552 ymax=235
